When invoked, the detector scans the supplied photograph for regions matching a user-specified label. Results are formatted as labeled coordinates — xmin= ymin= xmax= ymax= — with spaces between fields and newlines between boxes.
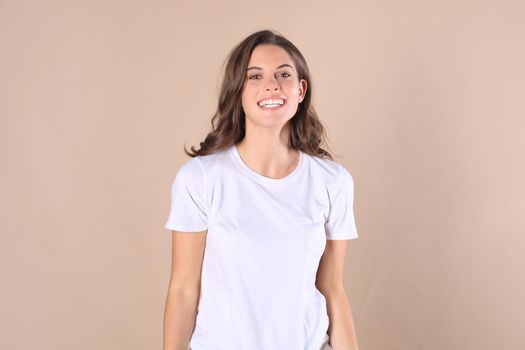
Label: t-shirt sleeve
xmin=164 ymin=157 xmax=208 ymax=232
xmin=324 ymin=164 xmax=359 ymax=240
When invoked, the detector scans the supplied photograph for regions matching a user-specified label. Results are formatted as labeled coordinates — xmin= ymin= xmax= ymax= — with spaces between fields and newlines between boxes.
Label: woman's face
xmin=241 ymin=44 xmax=307 ymax=128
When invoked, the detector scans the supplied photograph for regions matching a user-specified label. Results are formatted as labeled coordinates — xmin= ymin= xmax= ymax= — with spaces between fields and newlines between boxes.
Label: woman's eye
xmin=248 ymin=73 xmax=290 ymax=80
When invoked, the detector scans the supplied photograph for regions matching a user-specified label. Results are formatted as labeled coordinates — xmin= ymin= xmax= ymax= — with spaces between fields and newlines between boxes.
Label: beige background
xmin=1 ymin=0 xmax=524 ymax=349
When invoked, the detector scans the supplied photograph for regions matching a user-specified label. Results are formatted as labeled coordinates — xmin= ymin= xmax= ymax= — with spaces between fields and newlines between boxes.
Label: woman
xmin=163 ymin=29 xmax=360 ymax=350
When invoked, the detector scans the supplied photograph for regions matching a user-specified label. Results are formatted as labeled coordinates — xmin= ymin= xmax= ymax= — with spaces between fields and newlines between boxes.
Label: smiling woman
xmin=163 ymin=29 xmax=360 ymax=350
xmin=181 ymin=29 xmax=332 ymax=159
xmin=242 ymin=45 xmax=305 ymax=119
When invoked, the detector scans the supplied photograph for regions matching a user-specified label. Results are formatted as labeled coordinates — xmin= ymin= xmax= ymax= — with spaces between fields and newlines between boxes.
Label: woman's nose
xmin=265 ymin=80 xmax=280 ymax=91
xmin=264 ymin=76 xmax=280 ymax=91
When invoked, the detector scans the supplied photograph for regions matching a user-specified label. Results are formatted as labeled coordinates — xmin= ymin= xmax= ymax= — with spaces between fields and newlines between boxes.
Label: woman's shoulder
xmin=191 ymin=146 xmax=231 ymax=168
xmin=307 ymin=153 xmax=351 ymax=182
xmin=177 ymin=145 xmax=233 ymax=179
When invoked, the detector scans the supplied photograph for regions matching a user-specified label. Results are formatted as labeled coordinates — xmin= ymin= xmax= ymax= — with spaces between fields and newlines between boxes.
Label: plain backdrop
xmin=1 ymin=0 xmax=524 ymax=349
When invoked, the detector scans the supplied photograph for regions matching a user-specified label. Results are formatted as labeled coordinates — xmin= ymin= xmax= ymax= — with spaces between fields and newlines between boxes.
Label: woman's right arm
xmin=163 ymin=230 xmax=207 ymax=350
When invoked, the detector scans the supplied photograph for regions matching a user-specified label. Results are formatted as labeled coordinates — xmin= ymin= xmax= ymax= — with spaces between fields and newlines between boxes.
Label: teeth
xmin=258 ymin=98 xmax=284 ymax=107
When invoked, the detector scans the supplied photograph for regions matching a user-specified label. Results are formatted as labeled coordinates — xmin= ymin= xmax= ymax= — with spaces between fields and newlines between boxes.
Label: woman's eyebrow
xmin=246 ymin=63 xmax=294 ymax=71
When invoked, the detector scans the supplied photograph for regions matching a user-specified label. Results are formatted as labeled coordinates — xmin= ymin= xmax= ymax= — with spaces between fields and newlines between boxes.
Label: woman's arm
xmin=163 ymin=287 xmax=199 ymax=350
xmin=316 ymin=240 xmax=360 ymax=350
xmin=163 ymin=230 xmax=207 ymax=350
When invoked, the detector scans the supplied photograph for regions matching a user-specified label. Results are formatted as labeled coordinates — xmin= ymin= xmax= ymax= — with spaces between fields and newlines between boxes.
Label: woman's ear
xmin=299 ymin=79 xmax=307 ymax=103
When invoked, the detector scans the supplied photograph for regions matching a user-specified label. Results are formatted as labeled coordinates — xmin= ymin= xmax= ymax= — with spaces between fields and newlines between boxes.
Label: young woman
xmin=163 ymin=29 xmax=360 ymax=350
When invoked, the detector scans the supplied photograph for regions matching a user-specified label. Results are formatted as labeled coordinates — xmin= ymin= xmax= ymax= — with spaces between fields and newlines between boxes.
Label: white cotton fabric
xmin=165 ymin=144 xmax=358 ymax=350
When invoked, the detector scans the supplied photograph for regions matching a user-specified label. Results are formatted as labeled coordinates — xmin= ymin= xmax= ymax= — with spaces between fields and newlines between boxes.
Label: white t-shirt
xmin=165 ymin=144 xmax=359 ymax=350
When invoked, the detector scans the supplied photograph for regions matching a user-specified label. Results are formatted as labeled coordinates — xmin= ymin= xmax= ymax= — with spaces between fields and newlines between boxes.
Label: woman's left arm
xmin=316 ymin=239 xmax=360 ymax=350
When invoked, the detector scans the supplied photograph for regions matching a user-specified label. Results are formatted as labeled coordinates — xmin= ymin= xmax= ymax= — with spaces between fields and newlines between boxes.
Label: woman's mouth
xmin=257 ymin=98 xmax=287 ymax=111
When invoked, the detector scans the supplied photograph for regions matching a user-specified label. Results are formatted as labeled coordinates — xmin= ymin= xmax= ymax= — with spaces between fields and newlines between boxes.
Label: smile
xmin=257 ymin=98 xmax=286 ymax=110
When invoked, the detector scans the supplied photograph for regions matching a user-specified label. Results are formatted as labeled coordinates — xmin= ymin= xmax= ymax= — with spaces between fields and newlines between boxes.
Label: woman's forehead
xmin=248 ymin=45 xmax=295 ymax=69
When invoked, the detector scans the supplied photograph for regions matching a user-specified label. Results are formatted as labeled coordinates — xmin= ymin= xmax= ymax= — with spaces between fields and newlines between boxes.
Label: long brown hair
xmin=183 ymin=29 xmax=336 ymax=160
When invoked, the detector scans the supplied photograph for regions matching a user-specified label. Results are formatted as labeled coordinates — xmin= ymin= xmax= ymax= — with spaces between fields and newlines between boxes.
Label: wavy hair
xmin=183 ymin=29 xmax=335 ymax=160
